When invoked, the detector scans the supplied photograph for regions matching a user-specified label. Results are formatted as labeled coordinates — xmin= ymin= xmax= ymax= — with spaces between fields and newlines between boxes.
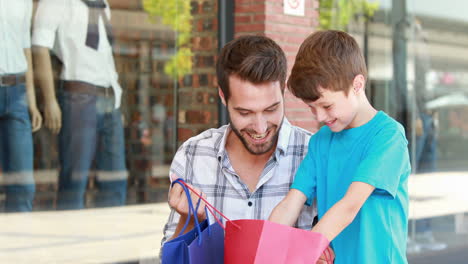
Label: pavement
xmin=0 ymin=171 xmax=467 ymax=263
xmin=0 ymin=203 xmax=170 ymax=264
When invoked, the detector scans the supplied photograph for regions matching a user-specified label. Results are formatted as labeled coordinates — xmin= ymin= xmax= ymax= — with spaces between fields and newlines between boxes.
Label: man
xmin=162 ymin=35 xmax=331 ymax=260
xmin=32 ymin=0 xmax=127 ymax=209
xmin=0 ymin=0 xmax=42 ymax=212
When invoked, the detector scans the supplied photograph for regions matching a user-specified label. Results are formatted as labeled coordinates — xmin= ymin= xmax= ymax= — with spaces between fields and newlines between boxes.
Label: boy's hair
xmin=216 ymin=35 xmax=287 ymax=102
xmin=288 ymin=30 xmax=368 ymax=102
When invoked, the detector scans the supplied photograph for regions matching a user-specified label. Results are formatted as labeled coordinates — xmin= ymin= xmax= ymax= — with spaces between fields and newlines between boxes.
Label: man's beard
xmin=230 ymin=116 xmax=283 ymax=155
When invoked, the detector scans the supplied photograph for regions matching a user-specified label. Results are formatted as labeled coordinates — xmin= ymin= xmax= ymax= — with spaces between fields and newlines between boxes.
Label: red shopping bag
xmin=224 ymin=219 xmax=330 ymax=264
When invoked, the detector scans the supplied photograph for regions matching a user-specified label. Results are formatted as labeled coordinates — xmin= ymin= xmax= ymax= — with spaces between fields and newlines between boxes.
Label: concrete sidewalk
xmin=0 ymin=171 xmax=467 ymax=263
xmin=0 ymin=203 xmax=170 ymax=263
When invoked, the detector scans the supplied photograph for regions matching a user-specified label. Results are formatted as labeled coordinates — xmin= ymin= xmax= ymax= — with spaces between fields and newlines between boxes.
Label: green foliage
xmin=164 ymin=47 xmax=193 ymax=80
xmin=319 ymin=0 xmax=379 ymax=30
xmin=143 ymin=0 xmax=193 ymax=79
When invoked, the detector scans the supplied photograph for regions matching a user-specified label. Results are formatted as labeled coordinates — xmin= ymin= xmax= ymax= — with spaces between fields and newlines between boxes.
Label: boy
xmin=269 ymin=30 xmax=410 ymax=263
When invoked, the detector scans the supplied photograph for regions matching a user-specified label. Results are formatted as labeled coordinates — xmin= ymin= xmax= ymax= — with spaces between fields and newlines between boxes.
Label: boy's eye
xmin=323 ymin=105 xmax=332 ymax=109
xmin=265 ymin=107 xmax=277 ymax=112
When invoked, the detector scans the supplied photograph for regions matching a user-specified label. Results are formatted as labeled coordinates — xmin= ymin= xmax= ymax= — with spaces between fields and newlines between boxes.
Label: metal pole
xmin=217 ymin=0 xmax=234 ymax=126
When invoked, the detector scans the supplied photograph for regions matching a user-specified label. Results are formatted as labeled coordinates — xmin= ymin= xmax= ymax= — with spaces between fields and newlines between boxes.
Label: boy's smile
xmin=305 ymin=86 xmax=360 ymax=132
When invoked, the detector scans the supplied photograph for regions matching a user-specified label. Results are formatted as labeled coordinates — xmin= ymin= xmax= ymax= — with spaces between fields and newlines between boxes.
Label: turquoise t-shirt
xmin=291 ymin=111 xmax=410 ymax=264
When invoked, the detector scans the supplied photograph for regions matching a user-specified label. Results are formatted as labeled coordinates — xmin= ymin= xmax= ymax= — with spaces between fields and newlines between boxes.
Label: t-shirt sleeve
xmin=32 ymin=0 xmax=66 ymax=48
xmin=291 ymin=136 xmax=317 ymax=206
xmin=352 ymin=127 xmax=410 ymax=198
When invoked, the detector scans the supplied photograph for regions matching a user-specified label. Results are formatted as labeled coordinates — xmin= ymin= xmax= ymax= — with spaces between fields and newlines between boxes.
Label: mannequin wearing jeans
xmin=0 ymin=0 xmax=42 ymax=212
xmin=32 ymin=0 xmax=127 ymax=210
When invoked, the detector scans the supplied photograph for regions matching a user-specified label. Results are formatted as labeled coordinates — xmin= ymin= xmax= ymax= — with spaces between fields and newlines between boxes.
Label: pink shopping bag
xmin=224 ymin=219 xmax=330 ymax=264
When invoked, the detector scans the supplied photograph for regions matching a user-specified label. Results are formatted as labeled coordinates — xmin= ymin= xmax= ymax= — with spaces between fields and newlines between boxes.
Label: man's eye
xmin=324 ymin=105 xmax=332 ymax=109
xmin=265 ymin=108 xmax=276 ymax=112
xmin=239 ymin=112 xmax=249 ymax=116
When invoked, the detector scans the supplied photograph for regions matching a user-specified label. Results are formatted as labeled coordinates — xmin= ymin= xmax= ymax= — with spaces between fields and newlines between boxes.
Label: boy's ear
xmin=352 ymin=74 xmax=366 ymax=94
xmin=218 ymin=88 xmax=227 ymax=106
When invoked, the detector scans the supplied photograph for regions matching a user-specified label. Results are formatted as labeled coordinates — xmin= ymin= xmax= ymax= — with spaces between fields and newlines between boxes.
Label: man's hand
xmin=168 ymin=176 xmax=206 ymax=221
xmin=44 ymin=100 xmax=62 ymax=134
xmin=317 ymin=246 xmax=335 ymax=263
xmin=168 ymin=176 xmax=207 ymax=240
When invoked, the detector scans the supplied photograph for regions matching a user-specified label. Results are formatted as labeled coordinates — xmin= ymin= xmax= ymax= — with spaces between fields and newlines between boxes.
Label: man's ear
xmin=218 ymin=88 xmax=227 ymax=106
xmin=352 ymin=74 xmax=366 ymax=94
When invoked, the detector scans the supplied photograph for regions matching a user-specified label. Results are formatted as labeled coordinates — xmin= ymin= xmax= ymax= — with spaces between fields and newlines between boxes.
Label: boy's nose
xmin=316 ymin=109 xmax=327 ymax=123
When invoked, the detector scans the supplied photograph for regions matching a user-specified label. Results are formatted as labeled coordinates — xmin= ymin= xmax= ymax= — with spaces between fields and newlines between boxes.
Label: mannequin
xmin=33 ymin=0 xmax=127 ymax=210
xmin=0 ymin=0 xmax=42 ymax=212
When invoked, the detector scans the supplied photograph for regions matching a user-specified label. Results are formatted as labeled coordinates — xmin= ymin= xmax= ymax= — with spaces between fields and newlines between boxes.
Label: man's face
xmin=223 ymin=75 xmax=284 ymax=155
xmin=304 ymin=87 xmax=359 ymax=132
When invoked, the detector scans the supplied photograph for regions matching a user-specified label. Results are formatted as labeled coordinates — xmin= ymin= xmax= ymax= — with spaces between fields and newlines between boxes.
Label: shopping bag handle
xmin=173 ymin=178 xmax=241 ymax=230
xmin=172 ymin=180 xmax=204 ymax=244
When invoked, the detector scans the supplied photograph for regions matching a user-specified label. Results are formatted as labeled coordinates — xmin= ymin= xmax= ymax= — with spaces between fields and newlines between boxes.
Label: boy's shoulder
xmin=371 ymin=111 xmax=406 ymax=139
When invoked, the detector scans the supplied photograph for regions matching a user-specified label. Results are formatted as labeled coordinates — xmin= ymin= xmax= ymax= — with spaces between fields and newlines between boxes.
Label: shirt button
xmin=248 ymin=201 xmax=253 ymax=207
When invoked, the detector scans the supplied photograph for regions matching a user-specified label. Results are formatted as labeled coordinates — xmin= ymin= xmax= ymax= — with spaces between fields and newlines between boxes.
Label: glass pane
xmin=0 ymin=0 xmax=215 ymax=262
xmin=321 ymin=0 xmax=468 ymax=261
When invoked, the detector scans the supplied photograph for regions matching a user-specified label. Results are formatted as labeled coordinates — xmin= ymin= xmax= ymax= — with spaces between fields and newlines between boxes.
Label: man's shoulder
xmin=288 ymin=123 xmax=313 ymax=143
xmin=179 ymin=125 xmax=228 ymax=150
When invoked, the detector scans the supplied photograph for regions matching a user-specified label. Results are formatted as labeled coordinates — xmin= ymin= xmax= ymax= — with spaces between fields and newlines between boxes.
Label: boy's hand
xmin=317 ymin=246 xmax=335 ymax=263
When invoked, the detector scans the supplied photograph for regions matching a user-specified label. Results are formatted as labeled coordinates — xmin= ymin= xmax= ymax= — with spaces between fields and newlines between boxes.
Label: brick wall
xmin=234 ymin=0 xmax=321 ymax=132
xmin=177 ymin=0 xmax=220 ymax=144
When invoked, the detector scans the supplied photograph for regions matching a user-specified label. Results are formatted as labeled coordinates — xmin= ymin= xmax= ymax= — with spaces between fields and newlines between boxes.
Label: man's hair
xmin=216 ymin=35 xmax=287 ymax=102
xmin=288 ymin=30 xmax=367 ymax=102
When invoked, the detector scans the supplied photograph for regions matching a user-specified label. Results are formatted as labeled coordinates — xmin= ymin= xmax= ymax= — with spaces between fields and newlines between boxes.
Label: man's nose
xmin=252 ymin=114 xmax=268 ymax=134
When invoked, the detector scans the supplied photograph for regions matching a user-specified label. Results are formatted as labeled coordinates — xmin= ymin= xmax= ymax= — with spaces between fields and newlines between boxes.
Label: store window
xmin=0 ymin=0 xmax=220 ymax=262
xmin=318 ymin=0 xmax=468 ymax=262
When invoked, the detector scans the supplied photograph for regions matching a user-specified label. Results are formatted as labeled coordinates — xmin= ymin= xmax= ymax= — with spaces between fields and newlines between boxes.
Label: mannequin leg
xmin=0 ymin=84 xmax=35 ymax=212
xmin=57 ymin=90 xmax=98 ymax=210
xmin=94 ymin=96 xmax=127 ymax=208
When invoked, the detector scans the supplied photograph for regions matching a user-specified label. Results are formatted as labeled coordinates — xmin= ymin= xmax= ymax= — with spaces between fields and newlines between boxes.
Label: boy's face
xmin=220 ymin=75 xmax=284 ymax=155
xmin=304 ymin=86 xmax=360 ymax=132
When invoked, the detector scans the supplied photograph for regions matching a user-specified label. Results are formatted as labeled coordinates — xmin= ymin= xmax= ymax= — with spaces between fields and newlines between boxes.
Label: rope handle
xmin=171 ymin=180 xmax=204 ymax=243
xmin=323 ymin=246 xmax=333 ymax=264
xmin=173 ymin=178 xmax=241 ymax=230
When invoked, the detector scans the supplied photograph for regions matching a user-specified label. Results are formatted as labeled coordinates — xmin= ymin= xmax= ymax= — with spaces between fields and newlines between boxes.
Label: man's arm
xmin=311 ymin=181 xmax=375 ymax=241
xmin=269 ymin=189 xmax=308 ymax=226
xmin=32 ymin=46 xmax=62 ymax=134
xmin=24 ymin=48 xmax=42 ymax=132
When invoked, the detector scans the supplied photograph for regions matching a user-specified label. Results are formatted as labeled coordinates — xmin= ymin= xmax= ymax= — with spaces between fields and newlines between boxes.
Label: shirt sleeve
xmin=32 ymin=0 xmax=66 ymax=48
xmin=352 ymin=126 xmax=410 ymax=198
xmin=23 ymin=0 xmax=32 ymax=48
xmin=291 ymin=136 xmax=317 ymax=206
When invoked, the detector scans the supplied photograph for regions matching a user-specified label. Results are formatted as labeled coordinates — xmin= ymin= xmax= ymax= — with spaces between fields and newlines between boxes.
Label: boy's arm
xmin=311 ymin=181 xmax=375 ymax=241
xmin=269 ymin=189 xmax=307 ymax=226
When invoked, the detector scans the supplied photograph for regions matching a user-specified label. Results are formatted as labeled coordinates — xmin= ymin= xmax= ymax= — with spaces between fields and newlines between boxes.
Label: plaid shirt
xmin=162 ymin=118 xmax=316 ymax=243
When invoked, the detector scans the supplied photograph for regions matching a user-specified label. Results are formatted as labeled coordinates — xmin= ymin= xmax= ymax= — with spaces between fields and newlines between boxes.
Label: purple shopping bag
xmin=161 ymin=179 xmax=224 ymax=264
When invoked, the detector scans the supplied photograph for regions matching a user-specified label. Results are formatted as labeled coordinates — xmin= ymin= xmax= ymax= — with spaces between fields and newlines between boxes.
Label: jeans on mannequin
xmin=0 ymin=83 xmax=35 ymax=212
xmin=56 ymin=85 xmax=127 ymax=210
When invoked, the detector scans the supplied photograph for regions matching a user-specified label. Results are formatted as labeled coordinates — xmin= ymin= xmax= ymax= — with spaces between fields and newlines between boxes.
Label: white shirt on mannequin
xmin=32 ymin=0 xmax=122 ymax=108
xmin=0 ymin=0 xmax=32 ymax=75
